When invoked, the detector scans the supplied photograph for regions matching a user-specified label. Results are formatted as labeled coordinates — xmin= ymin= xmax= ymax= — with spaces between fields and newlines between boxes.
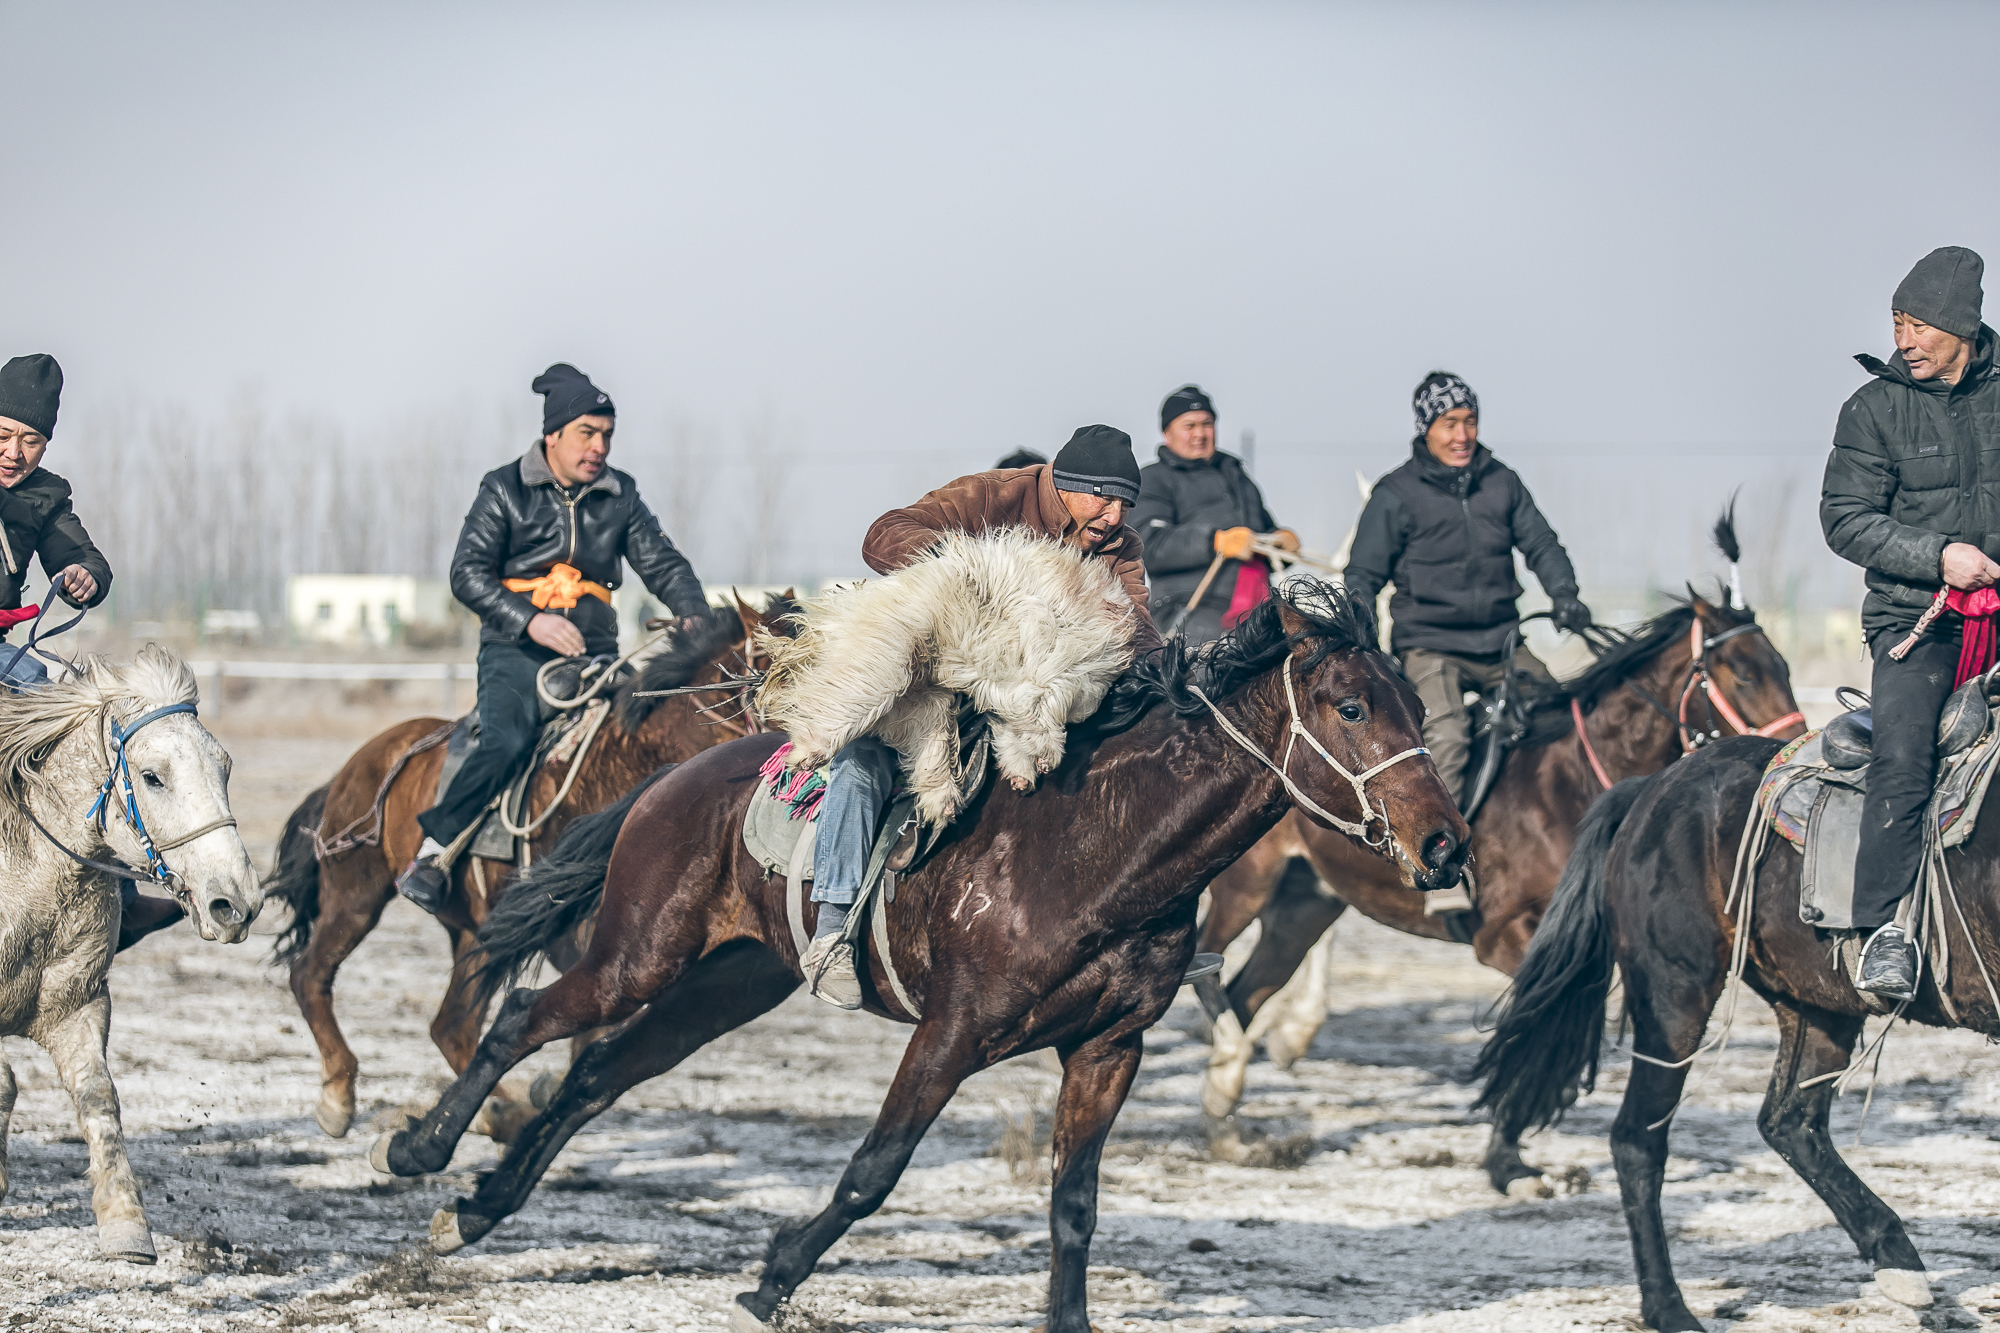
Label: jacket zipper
xmin=560 ymin=487 xmax=579 ymax=617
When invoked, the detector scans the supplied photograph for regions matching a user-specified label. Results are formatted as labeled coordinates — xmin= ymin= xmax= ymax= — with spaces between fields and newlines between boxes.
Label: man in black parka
xmin=1821 ymin=245 xmax=2000 ymax=999
xmin=1344 ymin=372 xmax=1588 ymax=807
xmin=395 ymin=363 xmax=710 ymax=913
xmin=1133 ymin=385 xmax=1298 ymax=645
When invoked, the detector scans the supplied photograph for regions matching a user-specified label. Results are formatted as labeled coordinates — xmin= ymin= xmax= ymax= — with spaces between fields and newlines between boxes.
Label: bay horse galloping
xmin=1472 ymin=728 xmax=1989 ymax=1329
xmin=264 ymin=596 xmax=792 ymax=1139
xmin=371 ymin=583 xmax=1468 ymax=1333
xmin=1198 ymin=575 xmax=1804 ymax=1190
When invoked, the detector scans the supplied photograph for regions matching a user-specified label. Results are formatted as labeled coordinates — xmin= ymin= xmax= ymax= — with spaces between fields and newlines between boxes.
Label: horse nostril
xmin=1423 ymin=830 xmax=1459 ymax=870
xmin=209 ymin=898 xmax=243 ymax=926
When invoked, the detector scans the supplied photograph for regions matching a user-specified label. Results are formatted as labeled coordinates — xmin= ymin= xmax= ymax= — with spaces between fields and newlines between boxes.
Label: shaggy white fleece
xmin=755 ymin=527 xmax=1138 ymax=825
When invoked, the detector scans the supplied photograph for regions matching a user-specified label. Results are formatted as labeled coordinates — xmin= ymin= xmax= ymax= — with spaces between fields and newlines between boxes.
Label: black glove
xmin=1551 ymin=597 xmax=1593 ymax=634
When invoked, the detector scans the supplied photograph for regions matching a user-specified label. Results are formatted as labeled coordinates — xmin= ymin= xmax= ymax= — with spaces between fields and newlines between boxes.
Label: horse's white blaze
xmin=0 ymin=644 xmax=257 ymax=1258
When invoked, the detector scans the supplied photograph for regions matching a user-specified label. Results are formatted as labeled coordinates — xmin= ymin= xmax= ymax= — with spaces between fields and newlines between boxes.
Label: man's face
xmin=544 ymin=414 xmax=614 ymax=486
xmin=1894 ymin=311 xmax=1973 ymax=384
xmin=1424 ymin=407 xmax=1478 ymax=469
xmin=0 ymin=416 xmax=49 ymax=490
xmin=1162 ymin=410 xmax=1216 ymax=462
xmin=1058 ymin=490 xmax=1128 ymax=550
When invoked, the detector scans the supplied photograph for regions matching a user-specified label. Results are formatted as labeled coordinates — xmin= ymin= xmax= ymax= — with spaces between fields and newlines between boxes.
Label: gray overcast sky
xmin=9 ymin=1 xmax=1999 ymax=591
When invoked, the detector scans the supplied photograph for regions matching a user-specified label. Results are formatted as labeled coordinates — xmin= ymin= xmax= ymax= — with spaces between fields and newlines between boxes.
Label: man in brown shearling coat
xmin=804 ymin=425 xmax=1162 ymax=1007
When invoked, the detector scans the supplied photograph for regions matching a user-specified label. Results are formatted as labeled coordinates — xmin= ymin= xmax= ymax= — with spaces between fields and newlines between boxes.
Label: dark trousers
xmin=1852 ymin=632 xmax=1957 ymax=928
xmin=416 ymin=640 xmax=557 ymax=847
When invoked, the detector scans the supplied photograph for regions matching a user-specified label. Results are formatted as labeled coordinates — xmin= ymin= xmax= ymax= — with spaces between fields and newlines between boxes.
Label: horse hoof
xmin=315 ymin=1090 xmax=354 ymax=1139
xmin=367 ymin=1129 xmax=405 ymax=1176
xmin=529 ymin=1071 xmax=563 ymax=1110
xmin=729 ymin=1298 xmax=775 ymax=1333
xmin=1873 ymin=1268 xmax=1932 ymax=1308
xmin=430 ymin=1205 xmax=466 ymax=1254
xmin=97 ymin=1220 xmax=155 ymax=1263
xmin=1504 ymin=1173 xmax=1555 ymax=1201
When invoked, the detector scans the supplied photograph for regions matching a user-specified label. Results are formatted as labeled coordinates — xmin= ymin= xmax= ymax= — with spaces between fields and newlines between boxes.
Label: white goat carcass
xmin=755 ymin=527 xmax=1137 ymax=825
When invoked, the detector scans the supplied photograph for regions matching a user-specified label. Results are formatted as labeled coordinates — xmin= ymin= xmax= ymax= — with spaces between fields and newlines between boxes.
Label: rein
xmin=1189 ymin=655 xmax=1430 ymax=847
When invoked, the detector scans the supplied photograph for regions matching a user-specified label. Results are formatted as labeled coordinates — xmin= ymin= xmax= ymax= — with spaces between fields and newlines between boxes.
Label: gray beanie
xmin=1893 ymin=246 xmax=1984 ymax=339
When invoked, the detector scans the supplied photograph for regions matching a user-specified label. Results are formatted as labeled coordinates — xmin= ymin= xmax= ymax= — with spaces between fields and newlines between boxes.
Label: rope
xmin=1571 ymin=697 xmax=1615 ymax=791
xmin=1188 ymin=656 xmax=1429 ymax=846
xmin=534 ymin=623 xmax=676 ymax=713
xmin=313 ymin=720 xmax=455 ymax=859
xmin=496 ymin=700 xmax=611 ymax=839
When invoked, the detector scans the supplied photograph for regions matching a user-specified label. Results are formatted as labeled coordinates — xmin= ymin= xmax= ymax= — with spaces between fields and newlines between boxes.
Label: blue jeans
xmin=811 ymin=737 xmax=896 ymax=906
xmin=0 ymin=644 xmax=49 ymax=691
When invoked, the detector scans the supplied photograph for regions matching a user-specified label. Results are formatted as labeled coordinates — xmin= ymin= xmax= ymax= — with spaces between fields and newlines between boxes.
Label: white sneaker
xmin=801 ymin=934 xmax=863 ymax=1010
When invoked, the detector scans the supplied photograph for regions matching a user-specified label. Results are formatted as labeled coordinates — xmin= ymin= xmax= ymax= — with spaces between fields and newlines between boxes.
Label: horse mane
xmin=0 ymin=644 xmax=199 ymax=846
xmin=1095 ymin=578 xmax=1376 ymax=732
xmin=614 ymin=593 xmax=804 ymax=732
xmin=1565 ymin=594 xmax=1755 ymax=711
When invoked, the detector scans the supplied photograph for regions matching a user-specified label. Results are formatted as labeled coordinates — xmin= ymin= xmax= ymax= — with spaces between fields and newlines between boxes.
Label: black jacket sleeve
xmin=1133 ymin=468 xmax=1224 ymax=577
xmin=1507 ymin=475 xmax=1580 ymax=600
xmin=1342 ymin=484 xmax=1403 ymax=611
xmin=622 ymin=494 xmax=707 ymax=617
xmin=1821 ymin=389 xmax=1950 ymax=585
xmin=450 ymin=477 xmax=537 ymax=640
xmin=35 ymin=494 xmax=112 ymax=609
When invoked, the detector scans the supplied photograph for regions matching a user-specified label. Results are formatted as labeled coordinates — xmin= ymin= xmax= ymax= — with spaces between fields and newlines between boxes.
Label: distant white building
xmin=287 ymin=575 xmax=455 ymax=646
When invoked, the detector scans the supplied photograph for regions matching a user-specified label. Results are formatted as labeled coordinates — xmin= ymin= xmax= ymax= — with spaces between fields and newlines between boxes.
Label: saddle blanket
xmin=1755 ymin=676 xmax=2000 ymax=929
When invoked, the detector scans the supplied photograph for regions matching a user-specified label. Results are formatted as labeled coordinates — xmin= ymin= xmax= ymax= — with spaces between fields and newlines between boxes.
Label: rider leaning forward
xmin=1343 ymin=372 xmax=1590 ymax=810
xmin=396 ymin=364 xmax=710 ymax=912
xmin=800 ymin=425 xmax=1163 ymax=1008
xmin=1821 ymin=245 xmax=1999 ymax=1000
xmin=1134 ymin=383 xmax=1299 ymax=646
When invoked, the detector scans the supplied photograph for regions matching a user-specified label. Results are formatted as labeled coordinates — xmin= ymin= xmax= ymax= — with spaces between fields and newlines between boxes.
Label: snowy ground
xmin=2 ymin=719 xmax=1998 ymax=1332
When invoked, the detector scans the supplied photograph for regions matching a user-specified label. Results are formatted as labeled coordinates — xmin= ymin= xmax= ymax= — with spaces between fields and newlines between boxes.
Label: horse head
xmin=89 ymin=647 xmax=262 ymax=942
xmin=1685 ymin=591 xmax=1808 ymax=745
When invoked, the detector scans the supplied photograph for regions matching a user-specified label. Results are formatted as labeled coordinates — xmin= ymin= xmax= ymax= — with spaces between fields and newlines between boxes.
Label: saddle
xmin=1755 ymin=673 xmax=2000 ymax=930
xmin=1461 ymin=638 xmax=1572 ymax=819
xmin=436 ymin=656 xmax=629 ymax=864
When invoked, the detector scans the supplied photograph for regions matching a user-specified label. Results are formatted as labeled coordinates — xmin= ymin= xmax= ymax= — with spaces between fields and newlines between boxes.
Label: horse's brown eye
xmin=1337 ymin=704 xmax=1364 ymax=723
xmin=142 ymin=770 xmax=165 ymax=789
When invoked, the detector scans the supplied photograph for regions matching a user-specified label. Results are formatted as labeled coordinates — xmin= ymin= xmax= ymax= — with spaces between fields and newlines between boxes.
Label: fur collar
xmin=519 ymin=444 xmax=621 ymax=497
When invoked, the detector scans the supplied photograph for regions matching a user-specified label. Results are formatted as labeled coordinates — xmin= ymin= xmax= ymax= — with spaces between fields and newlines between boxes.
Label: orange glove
xmin=1214 ymin=527 xmax=1255 ymax=560
xmin=1270 ymin=529 xmax=1300 ymax=553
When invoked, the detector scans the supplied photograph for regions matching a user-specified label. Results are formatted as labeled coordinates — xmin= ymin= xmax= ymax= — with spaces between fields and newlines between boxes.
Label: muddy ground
xmin=2 ymin=701 xmax=1999 ymax=1332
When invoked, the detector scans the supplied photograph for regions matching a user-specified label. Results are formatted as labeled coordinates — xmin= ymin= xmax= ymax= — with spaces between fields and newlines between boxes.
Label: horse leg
xmin=433 ymin=943 xmax=798 ymax=1252
xmin=427 ymin=925 xmax=534 ymax=1144
xmin=1760 ymin=998 xmax=1930 ymax=1308
xmin=288 ymin=861 xmax=393 ymax=1137
xmin=1262 ymin=925 xmax=1334 ymax=1070
xmin=373 ymin=941 xmax=672 ymax=1177
xmin=1044 ymin=1031 xmax=1144 ymax=1333
xmin=1611 ymin=971 xmax=1721 ymax=1333
xmin=43 ymin=996 xmax=152 ymax=1262
xmin=734 ymin=1019 xmax=981 ymax=1330
xmin=0 ymin=1049 xmax=15 ymax=1202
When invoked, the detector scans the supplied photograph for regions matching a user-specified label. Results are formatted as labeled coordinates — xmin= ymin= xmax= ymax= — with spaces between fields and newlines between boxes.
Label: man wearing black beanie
xmin=795 ymin=428 xmax=1167 ymax=1008
xmin=395 ymin=363 xmax=711 ymax=914
xmin=1135 ymin=384 xmax=1299 ymax=645
xmin=1823 ymin=245 xmax=2000 ymax=999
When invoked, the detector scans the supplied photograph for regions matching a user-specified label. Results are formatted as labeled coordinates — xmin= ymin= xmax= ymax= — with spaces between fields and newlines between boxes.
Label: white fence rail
xmin=185 ymin=660 xmax=474 ymax=713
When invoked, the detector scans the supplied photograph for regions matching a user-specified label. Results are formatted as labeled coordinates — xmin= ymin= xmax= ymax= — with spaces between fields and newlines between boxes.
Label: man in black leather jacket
xmin=395 ymin=364 xmax=709 ymax=912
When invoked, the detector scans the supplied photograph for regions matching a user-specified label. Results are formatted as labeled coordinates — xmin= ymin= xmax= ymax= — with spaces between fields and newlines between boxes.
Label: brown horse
xmin=264 ymin=596 xmax=792 ymax=1140
xmin=369 ymin=582 xmax=1470 ymax=1333
xmin=1196 ymin=590 xmax=1806 ymax=1191
xmin=1473 ymin=730 xmax=1992 ymax=1328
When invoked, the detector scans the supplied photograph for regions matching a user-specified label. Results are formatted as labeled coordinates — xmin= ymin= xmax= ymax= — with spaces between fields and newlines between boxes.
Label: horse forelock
xmin=0 ymin=644 xmax=201 ymax=846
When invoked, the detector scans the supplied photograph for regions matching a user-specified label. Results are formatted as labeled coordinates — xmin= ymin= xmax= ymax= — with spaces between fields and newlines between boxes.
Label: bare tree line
xmin=54 ymin=393 xmax=800 ymax=636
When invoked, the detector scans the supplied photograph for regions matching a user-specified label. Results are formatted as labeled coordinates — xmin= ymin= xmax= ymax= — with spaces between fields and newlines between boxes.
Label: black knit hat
xmin=1051 ymin=425 xmax=1141 ymax=505
xmin=532 ymin=363 xmax=615 ymax=435
xmin=1894 ymin=246 xmax=1985 ymax=339
xmin=1413 ymin=371 xmax=1478 ymax=436
xmin=0 ymin=354 xmax=63 ymax=440
xmin=1160 ymin=383 xmax=1215 ymax=431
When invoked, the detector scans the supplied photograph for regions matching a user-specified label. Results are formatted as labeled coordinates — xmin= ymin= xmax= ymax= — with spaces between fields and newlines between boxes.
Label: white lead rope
xmin=1188 ymin=656 xmax=1430 ymax=846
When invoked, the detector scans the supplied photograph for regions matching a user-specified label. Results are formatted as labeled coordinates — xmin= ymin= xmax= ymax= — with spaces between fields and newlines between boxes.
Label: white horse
xmin=0 ymin=645 xmax=260 ymax=1262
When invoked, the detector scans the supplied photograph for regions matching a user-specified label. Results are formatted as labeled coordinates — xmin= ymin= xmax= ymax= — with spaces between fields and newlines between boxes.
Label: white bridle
xmin=1189 ymin=655 xmax=1431 ymax=847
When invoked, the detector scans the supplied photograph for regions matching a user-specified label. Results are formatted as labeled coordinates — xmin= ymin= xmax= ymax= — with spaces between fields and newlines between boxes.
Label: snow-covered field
xmin=3 ymin=725 xmax=1999 ymax=1332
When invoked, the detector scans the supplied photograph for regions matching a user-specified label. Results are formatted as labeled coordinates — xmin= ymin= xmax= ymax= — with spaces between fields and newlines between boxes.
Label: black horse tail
xmin=473 ymin=764 xmax=676 ymax=1008
xmin=1472 ymin=774 xmax=1654 ymax=1140
xmin=266 ymin=783 xmax=331 ymax=968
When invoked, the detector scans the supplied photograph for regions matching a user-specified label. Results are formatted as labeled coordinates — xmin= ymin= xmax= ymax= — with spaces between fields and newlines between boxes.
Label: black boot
xmin=1856 ymin=922 xmax=1918 ymax=1001
xmin=115 ymin=881 xmax=185 ymax=953
xmin=395 ymin=859 xmax=450 ymax=915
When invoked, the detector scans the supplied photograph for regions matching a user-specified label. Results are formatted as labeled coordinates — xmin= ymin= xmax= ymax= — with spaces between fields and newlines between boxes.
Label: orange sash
xmin=503 ymin=562 xmax=612 ymax=610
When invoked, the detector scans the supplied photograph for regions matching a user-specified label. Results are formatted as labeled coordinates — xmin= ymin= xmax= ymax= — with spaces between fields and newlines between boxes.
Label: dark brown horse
xmin=264 ymin=596 xmax=792 ymax=1140
xmin=1473 ymin=730 xmax=1985 ymax=1329
xmin=368 ymin=583 xmax=1469 ymax=1333
xmin=1196 ymin=589 xmax=1805 ymax=1192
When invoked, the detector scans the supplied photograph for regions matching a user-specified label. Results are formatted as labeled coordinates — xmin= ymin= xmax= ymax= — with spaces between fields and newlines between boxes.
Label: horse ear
xmin=1686 ymin=585 xmax=1717 ymax=621
xmin=1277 ymin=600 xmax=1309 ymax=642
